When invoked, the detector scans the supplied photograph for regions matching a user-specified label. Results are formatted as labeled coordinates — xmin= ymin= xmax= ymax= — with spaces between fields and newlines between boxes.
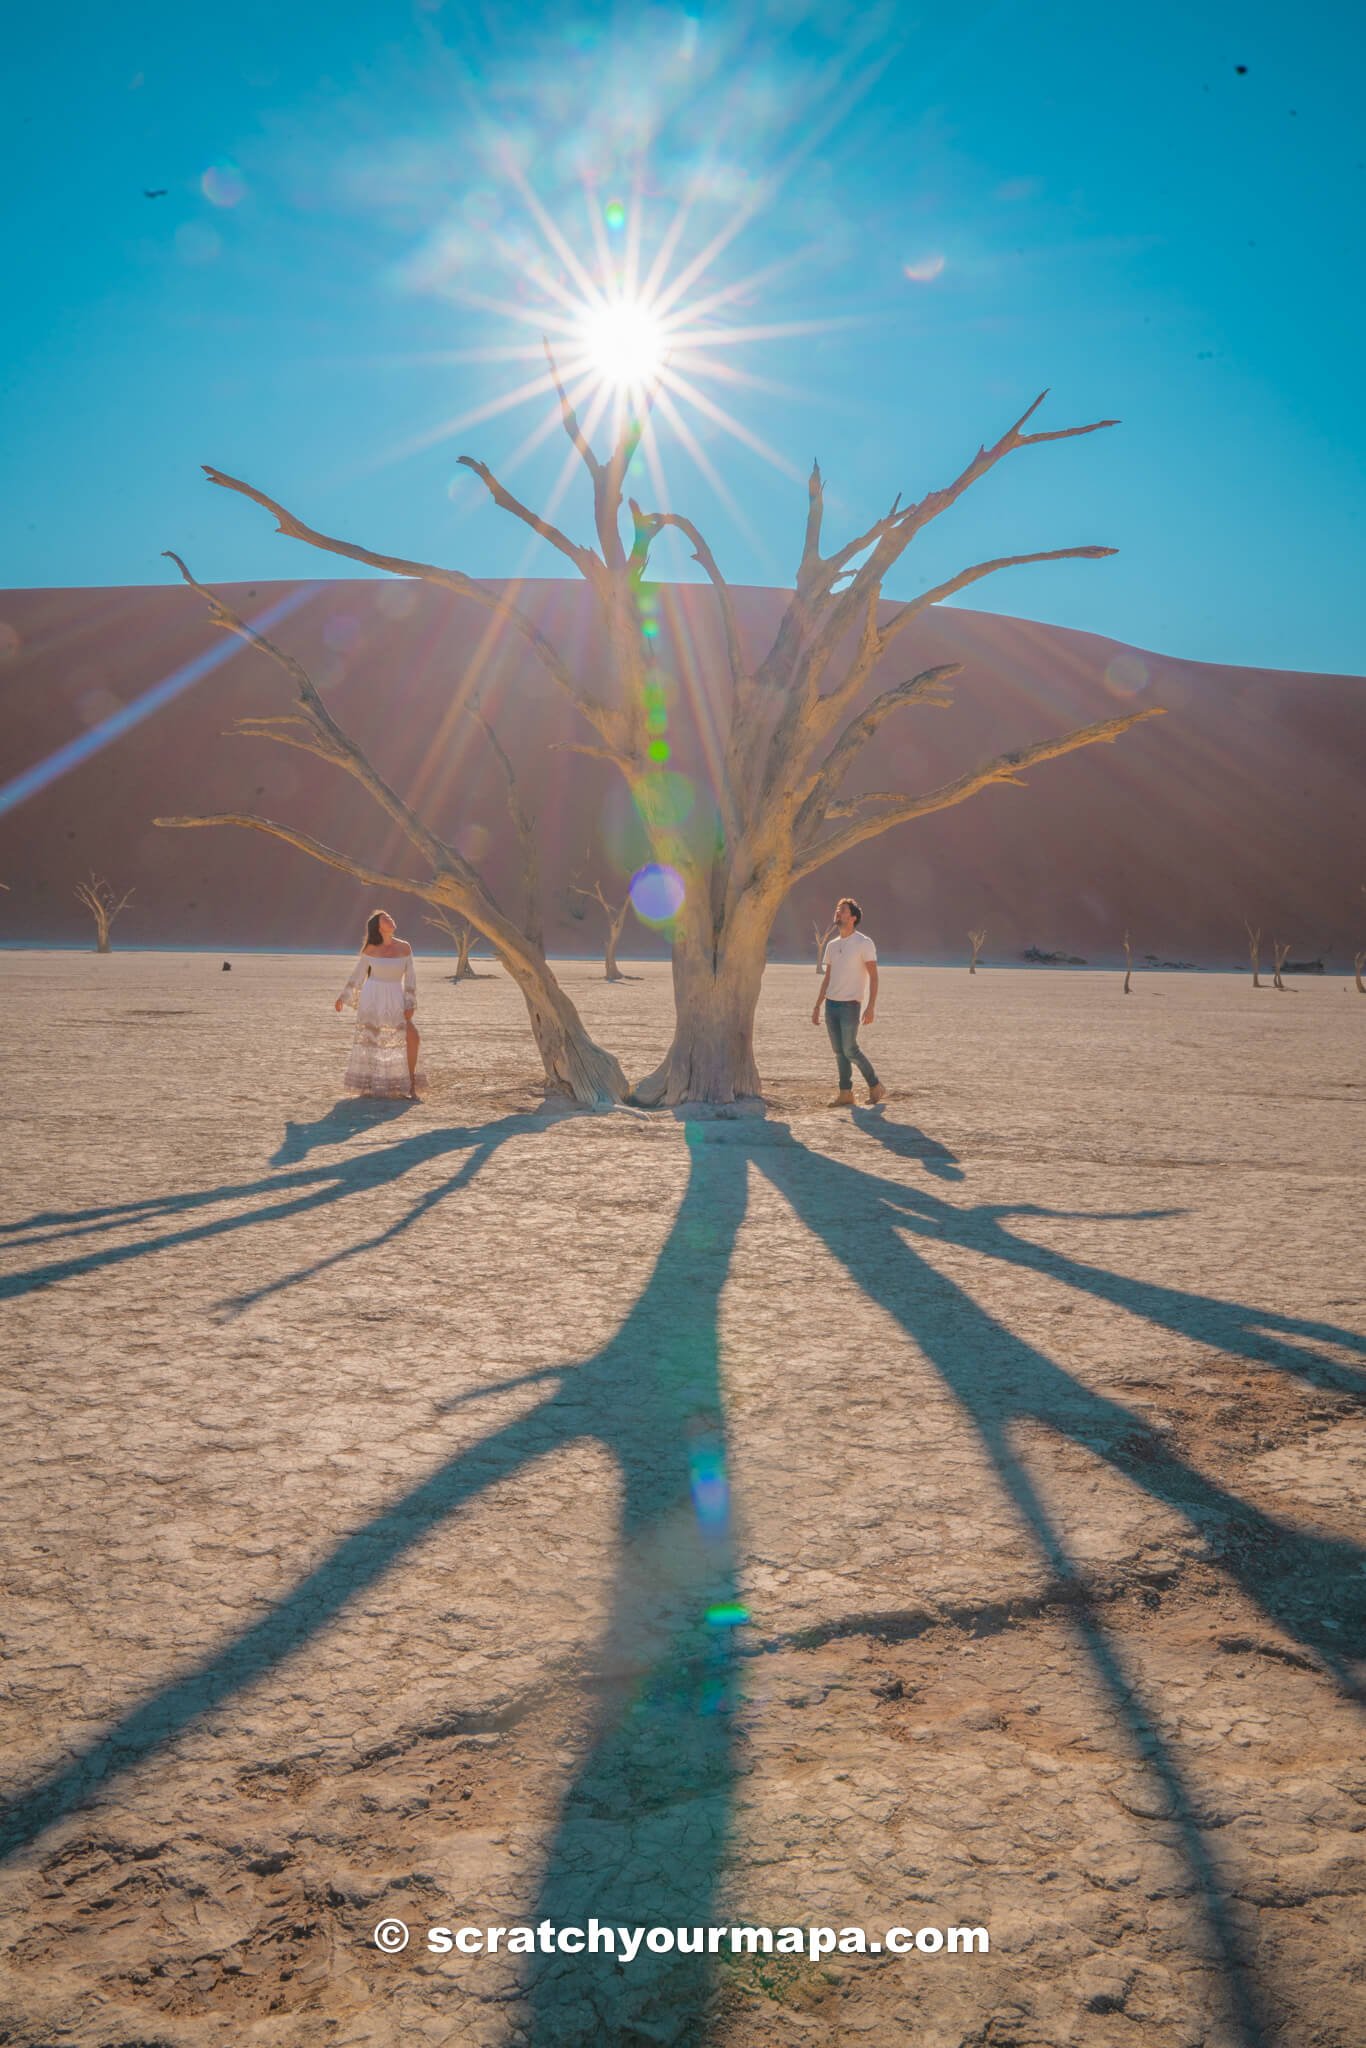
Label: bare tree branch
xmin=821 ymin=490 xmax=903 ymax=581
xmin=200 ymin=467 xmax=615 ymax=739
xmin=878 ymin=547 xmax=1118 ymax=647
xmin=798 ymin=460 xmax=826 ymax=587
xmin=809 ymin=396 xmax=1120 ymax=648
xmin=542 ymin=339 xmax=602 ymax=477
xmin=541 ymin=340 xmax=633 ymax=573
xmin=645 ymin=509 xmax=747 ymax=690
xmin=456 ymin=454 xmax=605 ymax=588
xmin=469 ymin=703 xmax=542 ymax=950
xmin=164 ymin=552 xmax=457 ymax=879
xmin=793 ymin=707 xmax=1163 ymax=880
xmin=154 ymin=815 xmax=437 ymax=898
xmin=627 ymin=497 xmax=666 ymax=576
xmin=795 ymin=663 xmax=963 ymax=827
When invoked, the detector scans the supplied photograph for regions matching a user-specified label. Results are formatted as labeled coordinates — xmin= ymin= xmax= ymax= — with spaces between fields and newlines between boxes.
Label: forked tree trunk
xmin=1355 ymin=951 xmax=1365 ymax=996
xmin=455 ymin=923 xmax=476 ymax=979
xmin=603 ymin=908 xmax=628 ymax=982
xmin=1245 ymin=922 xmax=1262 ymax=989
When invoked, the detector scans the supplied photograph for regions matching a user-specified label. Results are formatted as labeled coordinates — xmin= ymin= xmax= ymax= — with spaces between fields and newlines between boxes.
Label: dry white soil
xmin=0 ymin=953 xmax=1362 ymax=2048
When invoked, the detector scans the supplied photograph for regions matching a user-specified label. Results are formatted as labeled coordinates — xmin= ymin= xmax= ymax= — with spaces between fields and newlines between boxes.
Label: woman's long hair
xmin=364 ymin=910 xmax=392 ymax=949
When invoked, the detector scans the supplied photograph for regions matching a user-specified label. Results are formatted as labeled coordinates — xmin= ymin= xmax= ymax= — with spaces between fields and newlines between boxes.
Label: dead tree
xmin=1272 ymin=941 xmax=1292 ymax=992
xmin=813 ymin=919 xmax=836 ymax=972
xmin=969 ymin=928 xmax=986 ymax=974
xmin=195 ymin=373 xmax=1160 ymax=1102
xmin=154 ymin=559 xmax=625 ymax=1105
xmin=1245 ymin=922 xmax=1263 ymax=989
xmin=74 ymin=874 xmax=133 ymax=953
xmin=423 ymin=909 xmax=481 ymax=979
xmin=1122 ymin=930 xmax=1133 ymax=995
xmin=1354 ymin=950 xmax=1365 ymax=996
xmin=571 ymin=880 xmax=633 ymax=981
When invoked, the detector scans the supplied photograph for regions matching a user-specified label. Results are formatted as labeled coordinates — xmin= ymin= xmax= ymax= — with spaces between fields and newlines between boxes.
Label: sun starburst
xmin=368 ymin=173 xmax=855 ymax=513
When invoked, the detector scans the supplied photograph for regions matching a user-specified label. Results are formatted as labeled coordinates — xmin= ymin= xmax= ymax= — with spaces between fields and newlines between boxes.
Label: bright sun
xmin=578 ymin=298 xmax=668 ymax=392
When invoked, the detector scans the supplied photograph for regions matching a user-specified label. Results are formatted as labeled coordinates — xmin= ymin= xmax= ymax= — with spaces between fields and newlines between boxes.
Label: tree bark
xmin=633 ymin=889 xmax=770 ymax=1105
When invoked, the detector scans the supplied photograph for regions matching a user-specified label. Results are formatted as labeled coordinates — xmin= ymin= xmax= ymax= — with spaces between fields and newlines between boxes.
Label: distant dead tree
xmin=968 ymin=928 xmax=986 ymax=974
xmin=1354 ymin=950 xmax=1365 ymax=996
xmin=1122 ymin=929 xmax=1133 ymax=995
xmin=1245 ymin=921 xmax=1263 ymax=989
xmin=813 ymin=918 xmax=835 ymax=972
xmin=423 ymin=909 xmax=482 ymax=980
xmin=184 ymin=371 xmax=1160 ymax=1101
xmin=74 ymin=873 xmax=133 ymax=953
xmin=1272 ymin=941 xmax=1292 ymax=991
xmin=570 ymin=878 xmax=634 ymax=981
xmin=155 ymin=558 xmax=625 ymax=1104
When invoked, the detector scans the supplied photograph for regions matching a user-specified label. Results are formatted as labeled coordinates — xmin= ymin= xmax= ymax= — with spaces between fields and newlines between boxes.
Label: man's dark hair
xmin=838 ymin=897 xmax=862 ymax=926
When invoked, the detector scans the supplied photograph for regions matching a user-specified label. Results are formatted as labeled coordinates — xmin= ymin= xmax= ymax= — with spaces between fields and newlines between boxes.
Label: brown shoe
xmin=827 ymin=1089 xmax=856 ymax=1107
xmin=868 ymin=1082 xmax=886 ymax=1104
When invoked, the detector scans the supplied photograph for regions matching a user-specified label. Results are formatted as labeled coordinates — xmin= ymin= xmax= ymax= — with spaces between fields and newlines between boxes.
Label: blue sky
xmin=2 ymin=0 xmax=1363 ymax=671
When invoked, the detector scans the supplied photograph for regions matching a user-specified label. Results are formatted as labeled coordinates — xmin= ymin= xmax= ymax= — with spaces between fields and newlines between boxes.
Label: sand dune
xmin=1 ymin=579 xmax=1362 ymax=963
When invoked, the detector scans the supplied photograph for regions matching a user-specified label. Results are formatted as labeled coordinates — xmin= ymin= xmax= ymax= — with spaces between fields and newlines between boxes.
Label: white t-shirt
xmin=822 ymin=930 xmax=877 ymax=1001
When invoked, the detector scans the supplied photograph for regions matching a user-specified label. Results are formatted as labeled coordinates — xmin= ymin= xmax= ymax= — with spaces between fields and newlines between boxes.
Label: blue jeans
xmin=825 ymin=999 xmax=879 ymax=1090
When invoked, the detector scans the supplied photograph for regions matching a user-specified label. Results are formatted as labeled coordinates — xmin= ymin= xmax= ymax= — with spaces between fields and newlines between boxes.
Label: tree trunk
xmin=633 ymin=914 xmax=768 ymax=1106
xmin=498 ymin=943 xmax=629 ymax=1104
xmin=455 ymin=924 xmax=476 ymax=979
xmin=604 ymin=906 xmax=629 ymax=982
xmin=95 ymin=927 xmax=111 ymax=955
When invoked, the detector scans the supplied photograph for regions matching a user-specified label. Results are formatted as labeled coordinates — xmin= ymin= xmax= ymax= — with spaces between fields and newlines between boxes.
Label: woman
xmin=334 ymin=910 xmax=423 ymax=1099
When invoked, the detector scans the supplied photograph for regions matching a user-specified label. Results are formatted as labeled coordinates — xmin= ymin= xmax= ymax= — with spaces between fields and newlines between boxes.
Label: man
xmin=812 ymin=896 xmax=885 ymax=1106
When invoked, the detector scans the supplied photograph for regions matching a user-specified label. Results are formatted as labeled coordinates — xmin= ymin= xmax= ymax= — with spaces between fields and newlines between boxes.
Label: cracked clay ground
xmin=0 ymin=955 xmax=1362 ymax=2048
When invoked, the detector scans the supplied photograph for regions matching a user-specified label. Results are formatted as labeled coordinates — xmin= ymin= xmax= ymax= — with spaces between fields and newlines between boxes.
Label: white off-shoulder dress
xmin=337 ymin=950 xmax=424 ymax=1097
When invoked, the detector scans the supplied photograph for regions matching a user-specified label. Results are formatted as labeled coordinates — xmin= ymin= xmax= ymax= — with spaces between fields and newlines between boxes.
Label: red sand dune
xmin=0 ymin=578 xmax=1361 ymax=965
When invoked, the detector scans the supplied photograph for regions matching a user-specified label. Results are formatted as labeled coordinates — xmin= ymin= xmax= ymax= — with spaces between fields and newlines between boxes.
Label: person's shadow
xmin=271 ymin=1097 xmax=417 ymax=1166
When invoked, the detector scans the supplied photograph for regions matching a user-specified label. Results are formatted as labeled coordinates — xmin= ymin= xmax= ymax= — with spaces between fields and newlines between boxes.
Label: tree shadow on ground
xmin=1 ymin=1112 xmax=1363 ymax=2046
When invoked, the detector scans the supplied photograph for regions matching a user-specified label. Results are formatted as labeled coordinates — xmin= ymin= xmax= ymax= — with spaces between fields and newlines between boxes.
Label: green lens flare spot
xmin=648 ymin=739 xmax=671 ymax=763
xmin=604 ymin=199 xmax=626 ymax=230
xmin=641 ymin=618 xmax=659 ymax=638
xmin=646 ymin=708 xmax=668 ymax=732
xmin=705 ymin=1603 xmax=750 ymax=1628
xmin=632 ymin=768 xmax=695 ymax=829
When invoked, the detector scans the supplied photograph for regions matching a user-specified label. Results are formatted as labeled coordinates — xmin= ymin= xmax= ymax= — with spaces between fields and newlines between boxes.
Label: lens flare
xmin=633 ymin=769 xmax=695 ymax=830
xmin=689 ymin=1444 xmax=730 ymax=1532
xmin=201 ymin=162 xmax=247 ymax=208
xmin=1104 ymin=654 xmax=1148 ymax=696
xmin=629 ymin=861 xmax=686 ymax=925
